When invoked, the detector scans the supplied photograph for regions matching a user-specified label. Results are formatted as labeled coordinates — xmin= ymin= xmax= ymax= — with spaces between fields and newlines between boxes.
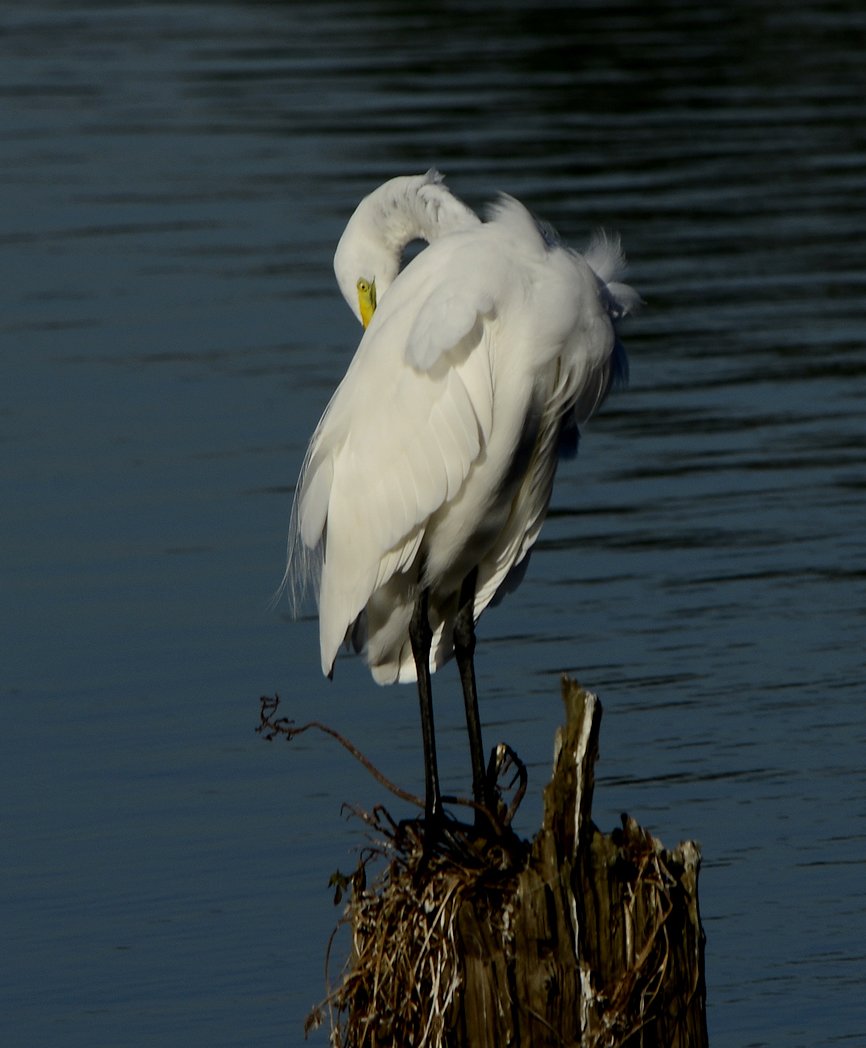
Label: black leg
xmin=409 ymin=586 xmax=441 ymax=824
xmin=453 ymin=568 xmax=491 ymax=825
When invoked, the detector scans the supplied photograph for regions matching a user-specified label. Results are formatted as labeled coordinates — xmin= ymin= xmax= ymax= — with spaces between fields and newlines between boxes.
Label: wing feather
xmin=406 ymin=289 xmax=494 ymax=370
xmin=292 ymin=252 xmax=498 ymax=674
xmin=298 ymin=456 xmax=332 ymax=550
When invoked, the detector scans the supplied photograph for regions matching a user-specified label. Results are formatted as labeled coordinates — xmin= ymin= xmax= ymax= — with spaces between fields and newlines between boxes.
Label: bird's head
xmin=333 ymin=204 xmax=400 ymax=328
xmin=333 ymin=171 xmax=479 ymax=329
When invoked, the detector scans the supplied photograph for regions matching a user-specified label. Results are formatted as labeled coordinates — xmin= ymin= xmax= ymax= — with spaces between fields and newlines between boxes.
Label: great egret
xmin=285 ymin=170 xmax=637 ymax=828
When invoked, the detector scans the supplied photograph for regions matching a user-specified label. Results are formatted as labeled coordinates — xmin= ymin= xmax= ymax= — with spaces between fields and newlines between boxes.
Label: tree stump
xmin=312 ymin=677 xmax=708 ymax=1047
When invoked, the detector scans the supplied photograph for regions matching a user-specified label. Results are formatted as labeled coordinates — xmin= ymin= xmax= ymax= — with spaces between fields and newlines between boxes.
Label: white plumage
xmin=283 ymin=170 xmax=636 ymax=822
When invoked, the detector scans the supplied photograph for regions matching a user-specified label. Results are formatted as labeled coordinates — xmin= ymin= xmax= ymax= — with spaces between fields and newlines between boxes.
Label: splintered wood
xmin=315 ymin=677 xmax=708 ymax=1047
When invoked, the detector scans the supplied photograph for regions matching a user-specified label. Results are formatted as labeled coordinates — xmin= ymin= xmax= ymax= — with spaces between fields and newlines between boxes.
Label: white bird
xmin=284 ymin=170 xmax=637 ymax=828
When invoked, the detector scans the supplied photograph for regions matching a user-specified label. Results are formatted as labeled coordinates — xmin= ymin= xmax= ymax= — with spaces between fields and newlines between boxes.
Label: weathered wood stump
xmin=310 ymin=677 xmax=708 ymax=1047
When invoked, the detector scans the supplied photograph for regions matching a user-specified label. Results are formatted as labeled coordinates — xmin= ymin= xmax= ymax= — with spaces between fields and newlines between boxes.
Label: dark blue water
xmin=2 ymin=2 xmax=865 ymax=1045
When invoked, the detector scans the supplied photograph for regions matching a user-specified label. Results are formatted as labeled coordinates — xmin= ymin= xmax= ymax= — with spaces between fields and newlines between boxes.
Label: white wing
xmin=292 ymin=233 xmax=502 ymax=676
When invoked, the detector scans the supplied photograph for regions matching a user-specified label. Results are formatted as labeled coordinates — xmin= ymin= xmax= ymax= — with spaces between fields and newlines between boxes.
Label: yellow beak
xmin=357 ymin=278 xmax=377 ymax=329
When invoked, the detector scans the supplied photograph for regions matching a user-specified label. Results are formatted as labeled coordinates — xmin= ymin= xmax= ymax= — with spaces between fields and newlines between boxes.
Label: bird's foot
xmin=482 ymin=741 xmax=528 ymax=829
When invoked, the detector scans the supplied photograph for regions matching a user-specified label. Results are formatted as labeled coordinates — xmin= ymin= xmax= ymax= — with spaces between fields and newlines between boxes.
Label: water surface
xmin=2 ymin=2 xmax=865 ymax=1045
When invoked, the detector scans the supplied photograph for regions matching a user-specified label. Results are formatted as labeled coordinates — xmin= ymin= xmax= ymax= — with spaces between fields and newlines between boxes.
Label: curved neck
xmin=334 ymin=171 xmax=480 ymax=322
xmin=374 ymin=170 xmax=480 ymax=255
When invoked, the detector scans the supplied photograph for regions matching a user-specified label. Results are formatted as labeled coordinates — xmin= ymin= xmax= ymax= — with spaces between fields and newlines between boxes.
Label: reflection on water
xmin=2 ymin=2 xmax=865 ymax=1046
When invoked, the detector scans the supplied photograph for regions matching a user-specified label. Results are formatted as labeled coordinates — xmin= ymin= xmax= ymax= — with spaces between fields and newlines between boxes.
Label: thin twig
xmin=258 ymin=694 xmax=523 ymax=830
xmin=258 ymin=693 xmax=424 ymax=808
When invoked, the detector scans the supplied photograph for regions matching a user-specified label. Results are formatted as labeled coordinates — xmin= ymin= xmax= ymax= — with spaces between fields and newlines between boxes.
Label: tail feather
xmin=584 ymin=230 xmax=642 ymax=320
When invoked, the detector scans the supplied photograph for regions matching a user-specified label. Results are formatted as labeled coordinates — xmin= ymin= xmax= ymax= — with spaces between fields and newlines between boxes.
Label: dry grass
xmin=306 ymin=808 xmax=524 ymax=1048
xmin=582 ymin=816 xmax=696 ymax=1048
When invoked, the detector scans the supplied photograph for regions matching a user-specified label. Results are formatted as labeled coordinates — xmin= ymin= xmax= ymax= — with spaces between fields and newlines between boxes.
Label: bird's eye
xmin=357 ymin=279 xmax=369 ymax=293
